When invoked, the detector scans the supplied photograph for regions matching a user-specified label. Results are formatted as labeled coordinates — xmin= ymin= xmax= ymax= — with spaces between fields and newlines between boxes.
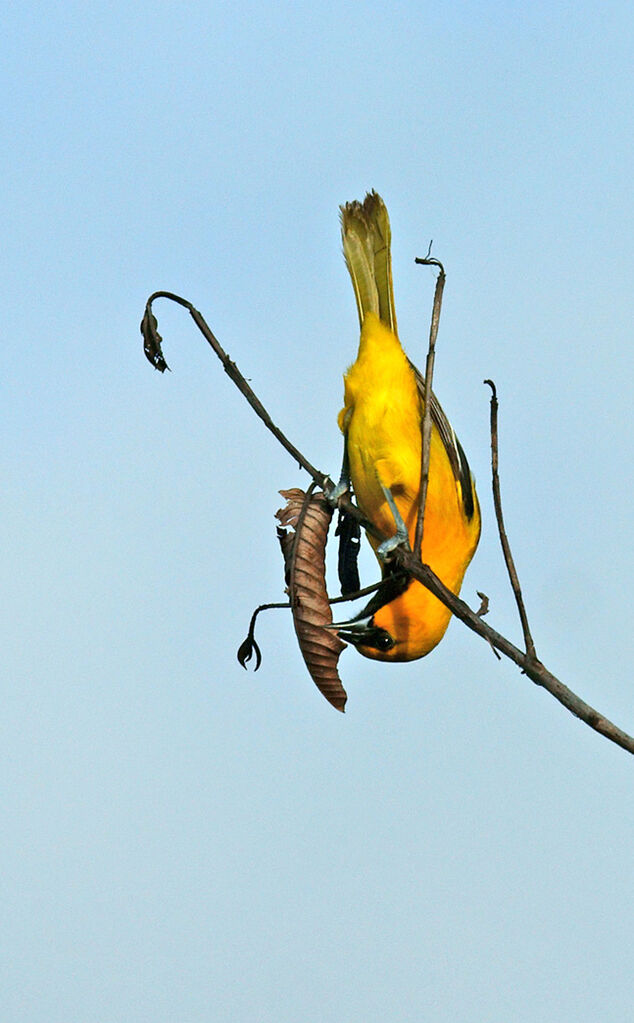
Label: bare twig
xmin=237 ymin=600 xmax=290 ymax=670
xmin=394 ymin=546 xmax=634 ymax=755
xmin=141 ymin=291 xmax=383 ymax=542
xmin=475 ymin=592 xmax=502 ymax=659
xmin=484 ymin=380 xmax=537 ymax=660
xmin=328 ymin=575 xmax=407 ymax=606
xmin=142 ymin=292 xmax=330 ymax=490
xmin=141 ymin=290 xmax=634 ymax=756
xmin=475 ymin=592 xmax=490 ymax=616
xmin=413 ymin=257 xmax=446 ymax=560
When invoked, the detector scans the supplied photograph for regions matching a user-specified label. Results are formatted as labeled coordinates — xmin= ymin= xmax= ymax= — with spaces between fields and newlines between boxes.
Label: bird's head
xmin=334 ymin=613 xmax=399 ymax=660
xmin=331 ymin=577 xmax=452 ymax=663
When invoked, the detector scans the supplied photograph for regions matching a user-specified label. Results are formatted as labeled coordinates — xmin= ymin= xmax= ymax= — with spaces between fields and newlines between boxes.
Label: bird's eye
xmin=375 ymin=631 xmax=395 ymax=651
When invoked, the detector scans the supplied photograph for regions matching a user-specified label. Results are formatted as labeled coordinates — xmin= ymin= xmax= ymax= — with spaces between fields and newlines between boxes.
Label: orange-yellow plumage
xmin=337 ymin=193 xmax=480 ymax=662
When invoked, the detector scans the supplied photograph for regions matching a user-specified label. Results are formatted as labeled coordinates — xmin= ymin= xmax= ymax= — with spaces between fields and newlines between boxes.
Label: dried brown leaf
xmin=275 ymin=488 xmax=347 ymax=712
xmin=140 ymin=306 xmax=169 ymax=372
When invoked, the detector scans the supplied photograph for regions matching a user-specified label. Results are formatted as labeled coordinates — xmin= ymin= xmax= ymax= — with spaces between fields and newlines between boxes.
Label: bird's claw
xmin=377 ymin=527 xmax=411 ymax=561
xmin=376 ymin=483 xmax=411 ymax=561
xmin=326 ymin=480 xmax=350 ymax=507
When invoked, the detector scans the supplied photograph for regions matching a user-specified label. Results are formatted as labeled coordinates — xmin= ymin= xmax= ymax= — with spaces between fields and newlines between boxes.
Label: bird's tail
xmin=340 ymin=191 xmax=397 ymax=334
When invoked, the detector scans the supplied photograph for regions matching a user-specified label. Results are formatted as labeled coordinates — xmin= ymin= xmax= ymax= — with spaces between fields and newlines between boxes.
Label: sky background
xmin=2 ymin=2 xmax=634 ymax=1021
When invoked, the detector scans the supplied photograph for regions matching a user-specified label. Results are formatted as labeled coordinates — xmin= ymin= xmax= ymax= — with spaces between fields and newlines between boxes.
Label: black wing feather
xmin=410 ymin=362 xmax=477 ymax=522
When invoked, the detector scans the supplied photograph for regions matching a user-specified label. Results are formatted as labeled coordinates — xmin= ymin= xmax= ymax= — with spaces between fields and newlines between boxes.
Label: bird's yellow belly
xmin=344 ymin=397 xmax=480 ymax=658
xmin=338 ymin=313 xmax=480 ymax=660
xmin=347 ymin=405 xmax=469 ymax=572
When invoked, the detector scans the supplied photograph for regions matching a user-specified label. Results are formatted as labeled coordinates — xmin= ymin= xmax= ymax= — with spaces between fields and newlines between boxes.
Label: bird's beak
xmin=327 ymin=615 xmax=374 ymax=649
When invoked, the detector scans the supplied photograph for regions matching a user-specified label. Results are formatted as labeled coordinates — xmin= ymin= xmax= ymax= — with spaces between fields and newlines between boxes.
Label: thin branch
xmin=413 ymin=257 xmax=446 ymax=560
xmin=328 ymin=575 xmax=407 ymax=606
xmin=141 ymin=291 xmax=330 ymax=490
xmin=237 ymin=600 xmax=291 ymax=670
xmin=394 ymin=546 xmax=634 ymax=756
xmin=141 ymin=290 xmax=634 ymax=756
xmin=141 ymin=291 xmax=382 ymax=543
xmin=484 ymin=380 xmax=537 ymax=660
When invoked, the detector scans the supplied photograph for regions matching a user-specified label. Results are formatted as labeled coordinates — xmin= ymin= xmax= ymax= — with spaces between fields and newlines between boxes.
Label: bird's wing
xmin=411 ymin=363 xmax=477 ymax=522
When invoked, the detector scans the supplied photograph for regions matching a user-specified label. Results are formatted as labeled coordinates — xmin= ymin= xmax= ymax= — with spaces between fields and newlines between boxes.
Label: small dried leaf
xmin=276 ymin=488 xmax=347 ymax=712
xmin=141 ymin=306 xmax=170 ymax=372
xmin=276 ymin=525 xmax=295 ymax=588
xmin=335 ymin=507 xmax=361 ymax=595
xmin=476 ymin=591 xmax=490 ymax=617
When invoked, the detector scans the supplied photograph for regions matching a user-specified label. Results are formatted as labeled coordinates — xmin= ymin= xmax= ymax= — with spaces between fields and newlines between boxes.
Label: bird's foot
xmin=376 ymin=484 xmax=411 ymax=561
xmin=327 ymin=438 xmax=351 ymax=508
xmin=377 ymin=528 xmax=410 ymax=560
xmin=326 ymin=478 xmax=350 ymax=507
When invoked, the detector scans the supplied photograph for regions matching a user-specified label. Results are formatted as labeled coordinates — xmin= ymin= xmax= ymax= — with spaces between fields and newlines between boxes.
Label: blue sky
xmin=2 ymin=2 xmax=634 ymax=1020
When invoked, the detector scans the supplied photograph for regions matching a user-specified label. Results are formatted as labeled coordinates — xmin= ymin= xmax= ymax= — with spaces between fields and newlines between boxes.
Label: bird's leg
xmin=327 ymin=438 xmax=351 ymax=506
xmin=376 ymin=484 xmax=411 ymax=560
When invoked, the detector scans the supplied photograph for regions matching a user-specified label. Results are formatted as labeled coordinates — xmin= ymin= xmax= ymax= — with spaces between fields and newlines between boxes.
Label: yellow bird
xmin=333 ymin=192 xmax=481 ymax=661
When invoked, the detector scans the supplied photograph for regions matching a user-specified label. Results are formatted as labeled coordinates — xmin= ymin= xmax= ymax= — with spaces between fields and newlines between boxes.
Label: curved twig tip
xmin=484 ymin=378 xmax=497 ymax=399
xmin=415 ymin=253 xmax=446 ymax=277
xmin=237 ymin=600 xmax=290 ymax=671
xmin=237 ymin=633 xmax=262 ymax=671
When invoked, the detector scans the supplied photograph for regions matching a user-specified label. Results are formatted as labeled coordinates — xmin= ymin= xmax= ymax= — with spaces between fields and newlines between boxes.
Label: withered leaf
xmin=335 ymin=506 xmax=361 ymax=595
xmin=476 ymin=591 xmax=490 ymax=617
xmin=276 ymin=524 xmax=295 ymax=588
xmin=140 ymin=305 xmax=169 ymax=372
xmin=276 ymin=488 xmax=347 ymax=712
